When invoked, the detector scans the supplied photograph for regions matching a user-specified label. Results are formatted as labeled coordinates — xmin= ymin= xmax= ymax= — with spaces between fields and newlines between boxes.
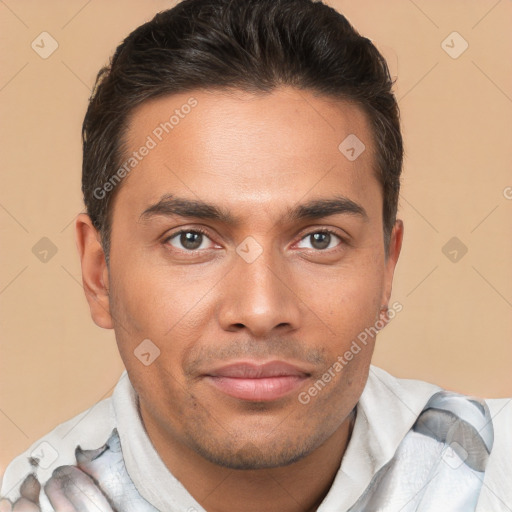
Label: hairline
xmin=98 ymin=86 xmax=392 ymax=265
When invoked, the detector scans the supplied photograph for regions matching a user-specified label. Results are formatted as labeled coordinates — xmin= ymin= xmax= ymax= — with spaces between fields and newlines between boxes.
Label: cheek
xmin=297 ymin=342 xmax=372 ymax=439
xmin=299 ymin=260 xmax=383 ymax=339
xmin=108 ymin=259 xmax=218 ymax=387
xmin=110 ymin=257 xmax=210 ymax=335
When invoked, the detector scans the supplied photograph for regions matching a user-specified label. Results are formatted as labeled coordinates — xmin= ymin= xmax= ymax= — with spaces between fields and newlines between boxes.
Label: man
xmin=1 ymin=0 xmax=510 ymax=510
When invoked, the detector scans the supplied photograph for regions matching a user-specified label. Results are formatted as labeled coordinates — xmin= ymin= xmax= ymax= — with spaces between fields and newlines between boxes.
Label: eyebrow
xmin=139 ymin=194 xmax=368 ymax=225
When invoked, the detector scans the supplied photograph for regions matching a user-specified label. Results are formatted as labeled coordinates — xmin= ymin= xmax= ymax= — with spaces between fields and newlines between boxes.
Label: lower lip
xmin=205 ymin=375 xmax=308 ymax=401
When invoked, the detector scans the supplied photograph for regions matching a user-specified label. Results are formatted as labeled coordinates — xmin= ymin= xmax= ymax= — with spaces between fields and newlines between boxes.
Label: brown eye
xmin=166 ymin=230 xmax=213 ymax=251
xmin=296 ymin=230 xmax=343 ymax=251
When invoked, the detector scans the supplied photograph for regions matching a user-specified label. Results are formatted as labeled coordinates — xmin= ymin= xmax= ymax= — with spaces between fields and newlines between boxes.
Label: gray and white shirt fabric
xmin=1 ymin=366 xmax=511 ymax=512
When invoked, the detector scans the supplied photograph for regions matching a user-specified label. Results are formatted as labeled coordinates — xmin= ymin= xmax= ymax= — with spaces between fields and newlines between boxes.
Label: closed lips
xmin=204 ymin=361 xmax=311 ymax=401
xmin=206 ymin=361 xmax=311 ymax=378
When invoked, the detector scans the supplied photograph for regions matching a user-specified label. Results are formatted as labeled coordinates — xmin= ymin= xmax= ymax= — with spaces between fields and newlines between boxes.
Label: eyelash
xmin=162 ymin=227 xmax=346 ymax=253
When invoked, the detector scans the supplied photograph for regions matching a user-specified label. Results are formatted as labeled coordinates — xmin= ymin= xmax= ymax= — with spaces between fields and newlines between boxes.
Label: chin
xmin=189 ymin=434 xmax=315 ymax=470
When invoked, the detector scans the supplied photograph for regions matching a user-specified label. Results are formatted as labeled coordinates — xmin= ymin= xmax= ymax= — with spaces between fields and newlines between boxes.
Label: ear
xmin=75 ymin=213 xmax=113 ymax=329
xmin=380 ymin=219 xmax=404 ymax=321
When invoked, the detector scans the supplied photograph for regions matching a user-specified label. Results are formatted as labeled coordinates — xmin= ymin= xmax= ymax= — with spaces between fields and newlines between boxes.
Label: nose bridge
xmin=239 ymin=245 xmax=281 ymax=304
xmin=217 ymin=239 xmax=301 ymax=335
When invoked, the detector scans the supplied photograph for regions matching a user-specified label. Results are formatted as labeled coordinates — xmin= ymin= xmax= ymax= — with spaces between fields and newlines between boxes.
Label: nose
xmin=216 ymin=244 xmax=302 ymax=338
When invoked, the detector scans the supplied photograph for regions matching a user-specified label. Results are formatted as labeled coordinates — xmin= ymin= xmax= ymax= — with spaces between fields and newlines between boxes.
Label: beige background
xmin=1 ymin=0 xmax=511 ymax=481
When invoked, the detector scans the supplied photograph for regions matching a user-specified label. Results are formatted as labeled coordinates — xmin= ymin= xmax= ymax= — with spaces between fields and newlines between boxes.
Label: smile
xmin=204 ymin=361 xmax=310 ymax=401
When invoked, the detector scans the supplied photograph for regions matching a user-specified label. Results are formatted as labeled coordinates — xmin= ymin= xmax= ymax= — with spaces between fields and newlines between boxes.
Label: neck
xmin=141 ymin=405 xmax=356 ymax=512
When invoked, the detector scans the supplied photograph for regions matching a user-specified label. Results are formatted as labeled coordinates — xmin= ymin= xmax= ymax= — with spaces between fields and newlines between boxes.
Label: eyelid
xmin=162 ymin=225 xmax=349 ymax=253
xmin=162 ymin=227 xmax=217 ymax=250
xmin=294 ymin=227 xmax=347 ymax=251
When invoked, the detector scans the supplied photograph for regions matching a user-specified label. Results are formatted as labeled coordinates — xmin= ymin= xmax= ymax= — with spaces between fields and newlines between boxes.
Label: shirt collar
xmin=318 ymin=365 xmax=441 ymax=511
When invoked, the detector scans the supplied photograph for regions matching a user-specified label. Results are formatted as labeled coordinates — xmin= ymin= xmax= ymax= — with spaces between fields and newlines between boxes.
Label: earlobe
xmin=75 ymin=213 xmax=113 ymax=329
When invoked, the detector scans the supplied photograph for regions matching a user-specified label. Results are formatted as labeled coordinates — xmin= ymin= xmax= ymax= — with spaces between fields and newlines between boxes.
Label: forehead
xmin=115 ymin=87 xmax=380 ymax=222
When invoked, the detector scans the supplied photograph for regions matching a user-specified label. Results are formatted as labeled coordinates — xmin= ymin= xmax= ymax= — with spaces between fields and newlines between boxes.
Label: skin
xmin=76 ymin=87 xmax=403 ymax=512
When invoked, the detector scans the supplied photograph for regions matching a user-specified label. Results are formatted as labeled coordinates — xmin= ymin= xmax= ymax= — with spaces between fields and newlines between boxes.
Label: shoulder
xmin=476 ymin=398 xmax=512 ymax=511
xmin=369 ymin=368 xmax=512 ymax=510
xmin=486 ymin=397 xmax=512 ymax=430
xmin=0 ymin=392 xmax=116 ymax=502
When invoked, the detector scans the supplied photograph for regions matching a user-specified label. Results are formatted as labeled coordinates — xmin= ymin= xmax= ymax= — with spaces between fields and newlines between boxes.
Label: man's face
xmin=89 ymin=87 xmax=402 ymax=469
